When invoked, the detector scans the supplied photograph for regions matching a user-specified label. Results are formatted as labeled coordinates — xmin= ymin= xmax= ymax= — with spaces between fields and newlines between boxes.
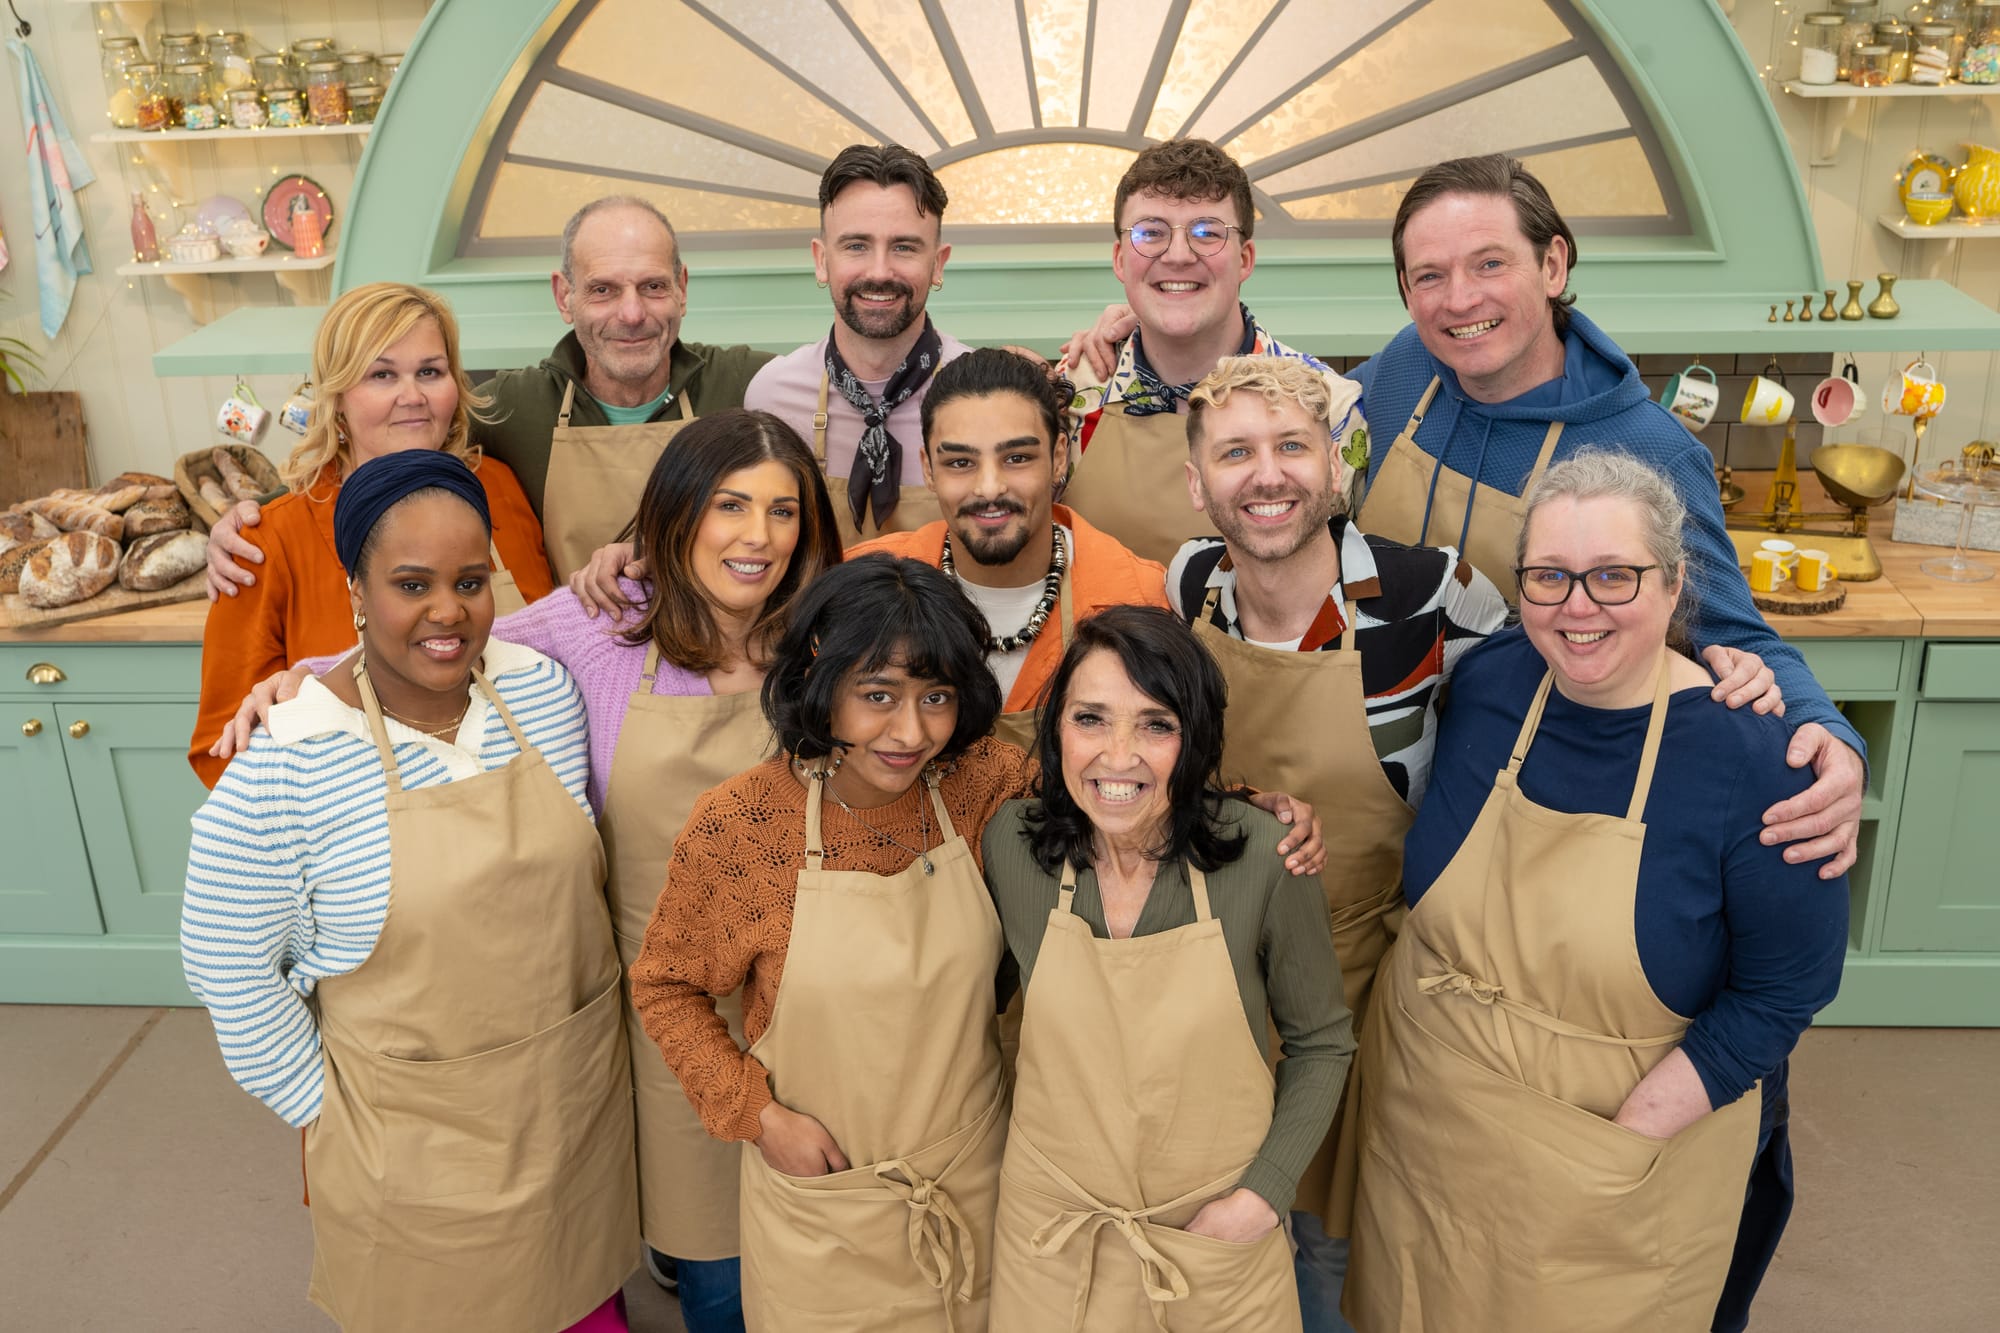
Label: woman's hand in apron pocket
xmin=1182 ymin=1187 xmax=1279 ymax=1244
xmin=1611 ymin=1048 xmax=1713 ymax=1142
xmin=756 ymin=1100 xmax=852 ymax=1178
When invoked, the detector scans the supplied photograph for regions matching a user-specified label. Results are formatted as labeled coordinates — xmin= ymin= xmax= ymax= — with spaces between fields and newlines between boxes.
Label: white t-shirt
xmin=952 ymin=526 xmax=1072 ymax=702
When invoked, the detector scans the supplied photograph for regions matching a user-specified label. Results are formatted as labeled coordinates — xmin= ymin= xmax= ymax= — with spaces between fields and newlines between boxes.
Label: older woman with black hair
xmin=631 ymin=553 xmax=1022 ymax=1331
xmin=983 ymin=605 xmax=1351 ymax=1332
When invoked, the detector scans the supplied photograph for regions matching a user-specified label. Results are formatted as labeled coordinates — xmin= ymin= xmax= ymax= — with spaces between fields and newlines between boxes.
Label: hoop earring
xmin=930 ymin=278 xmax=944 ymax=291
xmin=353 ymin=611 xmax=366 ymax=631
xmin=817 ymin=279 xmax=829 ymax=289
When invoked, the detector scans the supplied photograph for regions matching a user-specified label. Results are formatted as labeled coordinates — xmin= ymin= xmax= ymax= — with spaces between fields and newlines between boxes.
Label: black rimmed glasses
xmin=1118 ymin=217 xmax=1244 ymax=258
xmin=1513 ymin=564 xmax=1662 ymax=606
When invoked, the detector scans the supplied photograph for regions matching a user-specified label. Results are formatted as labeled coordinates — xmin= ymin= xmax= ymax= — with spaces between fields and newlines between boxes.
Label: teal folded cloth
xmin=9 ymin=38 xmax=96 ymax=339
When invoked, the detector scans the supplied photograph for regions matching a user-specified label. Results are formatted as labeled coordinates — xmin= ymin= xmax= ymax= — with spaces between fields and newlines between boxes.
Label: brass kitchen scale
xmin=1721 ymin=424 xmax=1902 ymax=582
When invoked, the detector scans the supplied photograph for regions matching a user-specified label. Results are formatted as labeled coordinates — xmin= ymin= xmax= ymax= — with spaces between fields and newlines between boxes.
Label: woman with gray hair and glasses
xmin=1347 ymin=449 xmax=1847 ymax=1333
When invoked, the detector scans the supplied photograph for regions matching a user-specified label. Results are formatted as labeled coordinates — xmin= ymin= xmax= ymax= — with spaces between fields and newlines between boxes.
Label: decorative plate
xmin=262 ymin=175 xmax=335 ymax=251
xmin=1899 ymin=152 xmax=1954 ymax=206
xmin=193 ymin=194 xmax=253 ymax=237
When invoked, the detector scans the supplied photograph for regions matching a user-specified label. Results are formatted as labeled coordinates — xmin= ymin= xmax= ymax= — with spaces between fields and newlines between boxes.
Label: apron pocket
xmin=377 ymin=976 xmax=626 ymax=1204
xmin=1146 ymin=1222 xmax=1301 ymax=1331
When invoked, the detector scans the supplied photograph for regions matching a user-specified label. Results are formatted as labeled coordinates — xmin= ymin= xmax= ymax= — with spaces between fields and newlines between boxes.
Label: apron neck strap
xmin=1056 ymin=530 xmax=1076 ymax=644
xmin=1530 ymin=419 xmax=1564 ymax=478
xmin=1188 ymin=864 xmax=1213 ymax=921
xmin=353 ymin=656 xmax=404 ymax=795
xmin=488 ymin=539 xmax=509 ymax=576
xmin=556 ymin=380 xmax=577 ymax=428
xmin=640 ymin=638 xmax=663 ymax=686
xmin=474 ymin=667 xmax=533 ymax=752
xmin=924 ymin=771 xmax=956 ymax=840
xmin=1057 ymin=860 xmax=1078 ymax=912
xmin=813 ymin=372 xmax=830 ymax=461
xmin=677 ymin=383 xmax=695 ymax=420
xmin=1508 ymin=651 xmax=1675 ymax=821
xmin=1336 ymin=599 xmax=1358 ymax=652
xmin=803 ymin=766 xmax=953 ymax=871
xmin=1401 ymin=376 xmax=1442 ymax=436
xmin=1199 ymin=583 xmax=1222 ymax=620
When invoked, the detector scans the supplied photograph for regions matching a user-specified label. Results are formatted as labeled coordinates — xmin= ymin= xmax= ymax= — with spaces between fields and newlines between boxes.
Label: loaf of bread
xmin=0 ymin=537 xmax=52 ymax=593
xmin=119 ymin=530 xmax=207 ymax=592
xmin=0 ymin=510 xmax=60 ymax=555
xmin=197 ymin=476 xmax=232 ymax=511
xmin=27 ymin=496 xmax=124 ymax=543
xmin=91 ymin=484 xmax=148 ymax=513
xmin=19 ymin=531 xmax=120 ymax=608
xmin=123 ymin=494 xmax=193 ymax=537
xmin=96 ymin=473 xmax=179 ymax=509
xmin=212 ymin=448 xmax=264 ymax=502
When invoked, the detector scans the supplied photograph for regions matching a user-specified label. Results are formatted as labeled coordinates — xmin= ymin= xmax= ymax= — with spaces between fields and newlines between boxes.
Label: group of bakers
xmin=179 ymin=137 xmax=1855 ymax=1333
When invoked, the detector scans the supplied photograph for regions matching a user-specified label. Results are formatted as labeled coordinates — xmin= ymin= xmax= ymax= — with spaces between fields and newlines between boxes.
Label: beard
xmin=834 ymin=282 xmax=922 ymax=340
xmin=950 ymin=500 xmax=1034 ymax=567
xmin=1209 ymin=484 xmax=1341 ymax=562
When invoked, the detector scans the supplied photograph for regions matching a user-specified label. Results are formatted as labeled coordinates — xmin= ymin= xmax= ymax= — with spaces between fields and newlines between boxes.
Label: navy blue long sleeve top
xmin=1401 ymin=630 xmax=1848 ymax=1111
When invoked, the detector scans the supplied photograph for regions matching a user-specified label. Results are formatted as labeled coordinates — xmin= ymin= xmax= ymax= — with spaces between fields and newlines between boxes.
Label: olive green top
xmin=981 ymin=797 xmax=1354 ymax=1214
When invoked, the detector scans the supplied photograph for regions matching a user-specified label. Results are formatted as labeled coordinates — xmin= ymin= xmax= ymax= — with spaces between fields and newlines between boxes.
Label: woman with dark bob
xmin=984 ymin=605 xmax=1352 ymax=1331
xmin=630 ymin=554 xmax=1022 ymax=1331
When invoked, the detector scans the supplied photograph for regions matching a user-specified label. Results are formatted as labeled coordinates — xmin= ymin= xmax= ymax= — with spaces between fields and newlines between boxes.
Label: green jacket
xmin=473 ymin=332 xmax=772 ymax=516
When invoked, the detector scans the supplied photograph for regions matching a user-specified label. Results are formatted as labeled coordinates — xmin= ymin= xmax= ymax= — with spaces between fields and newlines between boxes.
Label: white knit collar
xmin=268 ymin=636 xmax=540 ymax=750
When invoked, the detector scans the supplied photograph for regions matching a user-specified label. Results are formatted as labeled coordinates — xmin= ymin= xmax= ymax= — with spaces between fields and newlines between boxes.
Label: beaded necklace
xmin=939 ymin=527 xmax=1068 ymax=654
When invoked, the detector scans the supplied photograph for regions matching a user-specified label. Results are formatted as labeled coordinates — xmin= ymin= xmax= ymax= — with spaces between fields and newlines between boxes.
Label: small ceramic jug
xmin=1954 ymin=143 xmax=2000 ymax=218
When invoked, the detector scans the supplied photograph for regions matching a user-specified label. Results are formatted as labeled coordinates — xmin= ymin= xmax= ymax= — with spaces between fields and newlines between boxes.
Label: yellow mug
xmin=1797 ymin=549 xmax=1838 ymax=592
xmin=1759 ymin=538 xmax=1799 ymax=577
xmin=1750 ymin=549 xmax=1786 ymax=593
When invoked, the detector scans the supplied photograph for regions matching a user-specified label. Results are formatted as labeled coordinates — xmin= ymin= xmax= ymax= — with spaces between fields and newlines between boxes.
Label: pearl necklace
xmin=940 ymin=527 xmax=1068 ymax=653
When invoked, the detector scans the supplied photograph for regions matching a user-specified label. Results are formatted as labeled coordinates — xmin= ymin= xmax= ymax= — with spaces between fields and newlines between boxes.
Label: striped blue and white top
xmin=180 ymin=639 xmax=592 ymax=1127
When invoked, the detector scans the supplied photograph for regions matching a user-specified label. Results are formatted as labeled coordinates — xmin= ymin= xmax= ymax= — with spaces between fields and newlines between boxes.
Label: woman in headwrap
xmin=180 ymin=451 xmax=635 ymax=1333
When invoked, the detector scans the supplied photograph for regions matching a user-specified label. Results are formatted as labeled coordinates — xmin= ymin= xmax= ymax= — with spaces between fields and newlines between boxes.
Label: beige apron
xmin=304 ymin=662 xmax=634 ymax=1333
xmin=1061 ymin=400 xmax=1219 ymax=568
xmin=816 ymin=371 xmax=942 ymax=548
xmin=990 ymin=862 xmax=1303 ymax=1333
xmin=1347 ymin=654 xmax=1762 ymax=1332
xmin=541 ymin=380 xmax=696 ymax=580
xmin=1193 ymin=592 xmax=1408 ymax=1238
xmin=488 ymin=539 xmax=527 ymax=615
xmin=603 ymin=641 xmax=771 ymax=1260
xmin=1357 ymin=376 xmax=1560 ymax=601
xmin=988 ymin=530 xmax=1076 ymax=754
xmin=739 ymin=770 xmax=1008 ymax=1331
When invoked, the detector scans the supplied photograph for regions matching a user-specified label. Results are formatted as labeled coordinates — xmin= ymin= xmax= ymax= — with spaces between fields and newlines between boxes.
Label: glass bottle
xmin=1912 ymin=21 xmax=1960 ymax=78
xmin=263 ymin=64 xmax=306 ymax=128
xmin=227 ymin=86 xmax=268 ymax=130
xmin=346 ymin=84 xmax=384 ymax=125
xmin=377 ymin=53 xmax=403 ymax=87
xmin=126 ymin=62 xmax=173 ymax=132
xmin=1836 ymin=0 xmax=1883 ymax=78
xmin=1877 ymin=18 xmax=1914 ymax=79
xmin=171 ymin=62 xmax=219 ymax=130
xmin=304 ymin=60 xmax=349 ymax=126
xmin=1852 ymin=41 xmax=1895 ymax=84
xmin=1800 ymin=13 xmax=1845 ymax=83
xmin=339 ymin=51 xmax=379 ymax=89
xmin=130 ymin=191 xmax=160 ymax=263
xmin=101 ymin=37 xmax=146 ymax=127
xmin=1965 ymin=0 xmax=2000 ymax=79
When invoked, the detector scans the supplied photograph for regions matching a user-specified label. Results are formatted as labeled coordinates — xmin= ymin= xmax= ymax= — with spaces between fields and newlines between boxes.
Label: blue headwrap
xmin=332 ymin=450 xmax=491 ymax=573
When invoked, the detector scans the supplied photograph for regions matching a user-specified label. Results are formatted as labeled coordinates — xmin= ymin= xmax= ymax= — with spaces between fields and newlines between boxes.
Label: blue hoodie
xmin=1353 ymin=310 xmax=1864 ymax=763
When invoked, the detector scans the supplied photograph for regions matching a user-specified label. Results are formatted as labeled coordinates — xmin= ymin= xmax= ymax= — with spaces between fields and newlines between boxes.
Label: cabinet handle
xmin=27 ymin=662 xmax=66 ymax=685
xmin=68 ymin=720 xmax=90 ymax=739
xmin=21 ymin=719 xmax=41 ymax=737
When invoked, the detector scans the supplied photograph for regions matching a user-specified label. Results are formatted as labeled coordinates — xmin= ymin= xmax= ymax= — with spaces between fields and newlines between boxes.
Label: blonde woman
xmin=190 ymin=282 xmax=554 ymax=786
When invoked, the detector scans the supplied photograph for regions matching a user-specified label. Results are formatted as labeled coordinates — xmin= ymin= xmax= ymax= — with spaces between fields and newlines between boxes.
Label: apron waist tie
xmin=873 ymin=1159 xmax=978 ymax=1311
xmin=1418 ymin=965 xmax=1687 ymax=1049
xmin=1014 ymin=1130 xmax=1242 ymax=1332
xmin=1418 ymin=969 xmax=1505 ymax=1005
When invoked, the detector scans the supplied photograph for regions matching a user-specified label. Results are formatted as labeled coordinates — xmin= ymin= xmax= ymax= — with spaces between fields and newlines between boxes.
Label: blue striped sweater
xmin=180 ymin=640 xmax=592 ymax=1127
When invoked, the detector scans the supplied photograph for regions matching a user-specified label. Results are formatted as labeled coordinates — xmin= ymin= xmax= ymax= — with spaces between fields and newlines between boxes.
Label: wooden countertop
xmin=3 ymin=476 xmax=1997 ymax=644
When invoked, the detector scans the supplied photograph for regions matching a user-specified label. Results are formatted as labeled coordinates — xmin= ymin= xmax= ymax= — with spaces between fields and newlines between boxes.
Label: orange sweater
xmin=629 ymin=738 xmax=1032 ymax=1142
xmin=846 ymin=504 xmax=1169 ymax=713
xmin=189 ymin=458 xmax=554 ymax=788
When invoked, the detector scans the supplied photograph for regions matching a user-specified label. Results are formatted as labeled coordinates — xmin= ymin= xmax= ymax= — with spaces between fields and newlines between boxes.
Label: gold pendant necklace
xmin=815 ymin=766 xmax=935 ymax=875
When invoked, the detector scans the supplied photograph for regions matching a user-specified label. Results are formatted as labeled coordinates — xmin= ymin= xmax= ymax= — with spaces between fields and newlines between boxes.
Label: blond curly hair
xmin=1186 ymin=355 xmax=1333 ymax=451
xmin=280 ymin=282 xmax=489 ymax=491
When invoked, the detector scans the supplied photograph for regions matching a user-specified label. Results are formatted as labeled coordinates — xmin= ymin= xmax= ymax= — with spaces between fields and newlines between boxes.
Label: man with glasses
xmin=1061 ymin=138 xmax=1365 ymax=566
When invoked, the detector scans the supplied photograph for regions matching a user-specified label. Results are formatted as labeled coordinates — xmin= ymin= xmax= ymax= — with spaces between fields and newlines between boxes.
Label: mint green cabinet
xmin=0 ymin=643 xmax=203 ymax=1004
xmin=1883 ymin=701 xmax=2000 ymax=953
xmin=0 ymin=706 xmax=102 ymax=935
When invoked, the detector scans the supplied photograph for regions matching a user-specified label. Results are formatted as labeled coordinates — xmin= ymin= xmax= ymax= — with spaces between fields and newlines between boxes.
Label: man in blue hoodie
xmin=1352 ymin=153 xmax=1863 ymax=877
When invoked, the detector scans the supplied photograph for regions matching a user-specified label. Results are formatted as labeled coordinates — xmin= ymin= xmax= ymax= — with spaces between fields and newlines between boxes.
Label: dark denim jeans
xmin=669 ymin=1253 xmax=745 ymax=1333
xmin=1292 ymin=1210 xmax=1358 ymax=1333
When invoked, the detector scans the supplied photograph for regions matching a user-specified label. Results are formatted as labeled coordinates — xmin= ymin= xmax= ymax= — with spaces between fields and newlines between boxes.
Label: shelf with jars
xmin=1779 ymin=1 xmax=2000 ymax=162
xmin=90 ymin=124 xmax=370 ymax=143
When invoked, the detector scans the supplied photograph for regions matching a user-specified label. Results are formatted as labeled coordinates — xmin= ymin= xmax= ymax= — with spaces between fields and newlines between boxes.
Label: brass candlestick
xmin=1841 ymin=280 xmax=1866 ymax=320
xmin=1801 ymin=293 xmax=1817 ymax=319
xmin=1820 ymin=289 xmax=1839 ymax=321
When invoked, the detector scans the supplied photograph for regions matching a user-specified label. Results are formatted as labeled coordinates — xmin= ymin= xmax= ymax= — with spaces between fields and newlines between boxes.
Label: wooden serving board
xmin=1 ymin=570 xmax=208 ymax=629
xmin=1752 ymin=579 xmax=1848 ymax=615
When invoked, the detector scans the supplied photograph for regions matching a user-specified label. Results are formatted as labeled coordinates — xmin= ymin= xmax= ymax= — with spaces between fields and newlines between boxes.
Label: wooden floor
xmin=1 ymin=1008 xmax=1992 ymax=1330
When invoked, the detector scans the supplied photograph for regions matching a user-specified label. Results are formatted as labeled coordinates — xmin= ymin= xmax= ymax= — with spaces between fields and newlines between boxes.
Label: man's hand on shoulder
xmin=1762 ymin=723 xmax=1863 ymax=879
xmin=205 ymin=499 xmax=265 ymax=601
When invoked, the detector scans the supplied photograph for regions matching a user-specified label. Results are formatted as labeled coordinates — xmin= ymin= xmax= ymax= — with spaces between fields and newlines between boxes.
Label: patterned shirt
xmin=1168 ymin=515 xmax=1508 ymax=810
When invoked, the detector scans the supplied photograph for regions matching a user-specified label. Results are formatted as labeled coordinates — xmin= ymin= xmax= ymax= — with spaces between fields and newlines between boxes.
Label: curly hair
xmin=1113 ymin=139 xmax=1256 ymax=239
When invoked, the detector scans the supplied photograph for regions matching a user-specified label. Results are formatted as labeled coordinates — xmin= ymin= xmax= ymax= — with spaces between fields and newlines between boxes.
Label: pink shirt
xmin=743 ymin=329 xmax=971 ymax=484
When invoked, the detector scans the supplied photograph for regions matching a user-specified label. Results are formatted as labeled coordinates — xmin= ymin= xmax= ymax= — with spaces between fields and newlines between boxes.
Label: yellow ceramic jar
xmin=1954 ymin=143 xmax=2000 ymax=219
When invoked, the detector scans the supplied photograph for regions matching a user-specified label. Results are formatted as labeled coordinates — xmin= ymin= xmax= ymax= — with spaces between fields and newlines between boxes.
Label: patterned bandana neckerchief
xmin=824 ymin=317 xmax=945 ymax=530
xmin=1119 ymin=303 xmax=1260 ymax=417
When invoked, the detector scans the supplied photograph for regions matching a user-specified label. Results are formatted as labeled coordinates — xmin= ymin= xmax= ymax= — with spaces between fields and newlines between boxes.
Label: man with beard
xmin=1172 ymin=354 xmax=1506 ymax=1332
xmin=847 ymin=347 xmax=1166 ymax=747
xmin=746 ymin=144 xmax=970 ymax=546
xmin=204 ymin=195 xmax=771 ymax=591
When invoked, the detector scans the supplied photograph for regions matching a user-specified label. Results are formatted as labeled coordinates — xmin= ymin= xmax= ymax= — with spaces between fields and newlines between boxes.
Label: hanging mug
xmin=1741 ymin=366 xmax=1794 ymax=426
xmin=1660 ymin=362 xmax=1721 ymax=430
xmin=278 ymin=382 xmax=315 ymax=435
xmin=216 ymin=381 xmax=270 ymax=445
xmin=1884 ymin=358 xmax=1946 ymax=418
xmin=1811 ymin=359 xmax=1868 ymax=428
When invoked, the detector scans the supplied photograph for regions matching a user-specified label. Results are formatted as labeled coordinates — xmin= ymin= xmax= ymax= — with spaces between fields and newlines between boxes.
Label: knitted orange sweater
xmin=630 ymin=737 xmax=1031 ymax=1142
